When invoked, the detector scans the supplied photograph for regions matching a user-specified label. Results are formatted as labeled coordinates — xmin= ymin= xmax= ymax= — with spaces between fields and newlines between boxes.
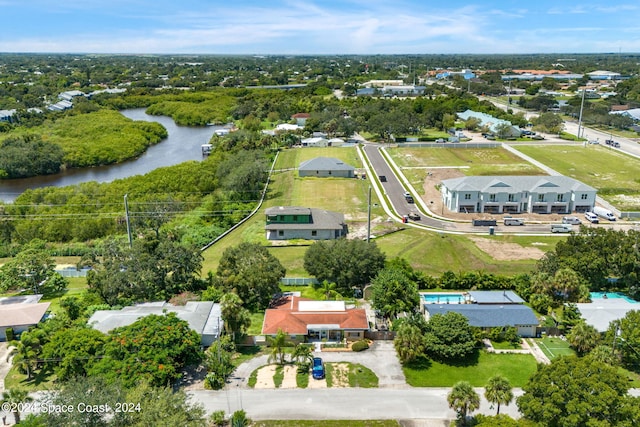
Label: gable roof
xmin=299 ymin=157 xmax=354 ymax=171
xmin=262 ymin=296 xmax=368 ymax=335
xmin=0 ymin=302 xmax=51 ymax=328
xmin=442 ymin=175 xmax=596 ymax=194
xmin=425 ymin=304 xmax=538 ymax=328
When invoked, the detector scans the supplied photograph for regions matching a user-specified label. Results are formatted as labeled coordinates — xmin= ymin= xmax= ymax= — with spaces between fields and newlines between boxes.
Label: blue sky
xmin=1 ymin=0 xmax=638 ymax=54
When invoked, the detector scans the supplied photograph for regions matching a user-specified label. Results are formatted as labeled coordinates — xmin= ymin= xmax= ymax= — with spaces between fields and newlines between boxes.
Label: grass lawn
xmin=515 ymin=145 xmax=640 ymax=210
xmin=254 ymin=422 xmax=401 ymax=427
xmin=490 ymin=340 xmax=522 ymax=350
xmin=375 ymin=229 xmax=539 ymax=276
xmin=247 ymin=311 xmax=266 ymax=335
xmin=534 ymin=337 xmax=575 ymax=360
xmin=403 ymin=351 xmax=537 ymax=387
xmin=4 ymin=365 xmax=57 ymax=392
xmin=387 ymin=146 xmax=544 ymax=176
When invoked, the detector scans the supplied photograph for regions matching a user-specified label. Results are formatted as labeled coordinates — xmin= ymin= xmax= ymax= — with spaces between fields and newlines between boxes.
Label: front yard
xmin=248 ymin=362 xmax=378 ymax=389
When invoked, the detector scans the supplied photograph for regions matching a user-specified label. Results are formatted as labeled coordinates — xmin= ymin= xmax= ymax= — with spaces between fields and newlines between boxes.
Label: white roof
xmin=298 ymin=301 xmax=345 ymax=312
xmin=576 ymin=299 xmax=639 ymax=332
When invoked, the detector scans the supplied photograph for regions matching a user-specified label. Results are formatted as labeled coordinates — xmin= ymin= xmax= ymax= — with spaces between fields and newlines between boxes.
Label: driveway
xmin=0 ymin=341 xmax=13 ymax=390
xmin=226 ymin=340 xmax=405 ymax=389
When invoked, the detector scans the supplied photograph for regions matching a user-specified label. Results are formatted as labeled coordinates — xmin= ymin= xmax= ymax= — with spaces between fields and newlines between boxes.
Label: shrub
xmin=5 ymin=327 xmax=14 ymax=342
xmin=351 ymin=340 xmax=369 ymax=352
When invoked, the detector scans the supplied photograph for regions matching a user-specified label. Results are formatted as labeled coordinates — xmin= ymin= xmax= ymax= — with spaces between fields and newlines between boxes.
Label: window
xmin=537 ymin=194 xmax=544 ymax=202
xmin=278 ymin=230 xmax=284 ymax=236
xmin=508 ymin=194 xmax=515 ymax=202
xmin=557 ymin=194 xmax=564 ymax=202
xmin=279 ymin=215 xmax=284 ymax=221
xmin=464 ymin=193 xmax=471 ymax=200
xmin=311 ymin=230 xmax=317 ymax=237
xmin=293 ymin=215 xmax=298 ymax=221
xmin=489 ymin=194 xmax=496 ymax=202
xmin=581 ymin=194 xmax=588 ymax=200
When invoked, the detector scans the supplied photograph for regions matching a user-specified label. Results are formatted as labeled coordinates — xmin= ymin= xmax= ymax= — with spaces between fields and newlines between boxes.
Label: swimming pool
xmin=590 ymin=292 xmax=638 ymax=303
xmin=422 ymin=293 xmax=466 ymax=304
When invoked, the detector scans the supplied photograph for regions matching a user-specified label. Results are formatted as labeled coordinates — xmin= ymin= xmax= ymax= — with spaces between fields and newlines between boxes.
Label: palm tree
xmin=10 ymin=334 xmax=40 ymax=380
xmin=1 ymin=388 xmax=33 ymax=425
xmin=267 ymin=329 xmax=288 ymax=365
xmin=291 ymin=343 xmax=313 ymax=367
xmin=447 ymin=381 xmax=480 ymax=426
xmin=567 ymin=320 xmax=600 ymax=355
xmin=320 ymin=280 xmax=339 ymax=301
xmin=484 ymin=375 xmax=513 ymax=415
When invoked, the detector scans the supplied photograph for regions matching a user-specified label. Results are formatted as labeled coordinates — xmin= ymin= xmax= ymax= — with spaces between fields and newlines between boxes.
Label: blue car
xmin=312 ymin=357 xmax=325 ymax=379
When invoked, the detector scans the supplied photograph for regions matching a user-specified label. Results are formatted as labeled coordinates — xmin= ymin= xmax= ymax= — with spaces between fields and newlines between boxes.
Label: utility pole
xmin=577 ymin=85 xmax=587 ymax=141
xmin=367 ymin=186 xmax=372 ymax=243
xmin=124 ymin=194 xmax=132 ymax=248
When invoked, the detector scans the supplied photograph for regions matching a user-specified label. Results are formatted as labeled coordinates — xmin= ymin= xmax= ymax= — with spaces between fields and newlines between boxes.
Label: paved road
xmin=188 ymin=387 xmax=523 ymax=421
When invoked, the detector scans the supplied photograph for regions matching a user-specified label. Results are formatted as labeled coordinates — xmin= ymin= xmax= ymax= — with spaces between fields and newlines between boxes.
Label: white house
xmin=298 ymin=157 xmax=355 ymax=178
xmin=265 ymin=206 xmax=347 ymax=240
xmin=441 ymin=176 xmax=597 ymax=214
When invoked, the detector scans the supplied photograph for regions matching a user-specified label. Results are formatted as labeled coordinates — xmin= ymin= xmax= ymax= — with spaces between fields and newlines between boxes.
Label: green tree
xmin=517 ymin=356 xmax=635 ymax=426
xmin=447 ymin=381 xmax=480 ymax=426
xmin=0 ymin=239 xmax=55 ymax=294
xmin=220 ymin=292 xmax=251 ymax=341
xmin=10 ymin=330 xmax=43 ymax=380
xmin=89 ymin=313 xmax=202 ymax=388
xmin=304 ymin=239 xmax=386 ymax=295
xmin=566 ymin=320 xmax=600 ymax=356
xmin=394 ymin=323 xmax=426 ymax=364
xmin=41 ymin=327 xmax=107 ymax=381
xmin=607 ymin=310 xmax=640 ymax=372
xmin=1 ymin=388 xmax=33 ymax=425
xmin=484 ymin=375 xmax=514 ymax=415
xmin=267 ymin=329 xmax=288 ymax=366
xmin=371 ymin=268 xmax=420 ymax=319
xmin=424 ymin=312 xmax=477 ymax=361
xmin=204 ymin=335 xmax=235 ymax=390
xmin=216 ymin=242 xmax=286 ymax=310
xmin=533 ymin=112 xmax=563 ymax=134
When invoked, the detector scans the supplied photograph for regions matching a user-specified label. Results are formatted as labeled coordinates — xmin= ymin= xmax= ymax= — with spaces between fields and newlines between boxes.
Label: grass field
xmin=387 ymin=146 xmax=545 ymax=175
xmin=403 ymin=351 xmax=537 ymax=387
xmin=515 ymin=145 xmax=640 ymax=210
xmin=534 ymin=337 xmax=575 ymax=360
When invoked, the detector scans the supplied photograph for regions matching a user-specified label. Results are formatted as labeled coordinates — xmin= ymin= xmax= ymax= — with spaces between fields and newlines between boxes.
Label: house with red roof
xmin=291 ymin=113 xmax=310 ymax=126
xmin=261 ymin=295 xmax=369 ymax=342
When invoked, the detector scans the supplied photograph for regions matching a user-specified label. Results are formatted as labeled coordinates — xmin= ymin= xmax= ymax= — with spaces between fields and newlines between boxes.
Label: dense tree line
xmin=0 ymin=135 xmax=64 ymax=178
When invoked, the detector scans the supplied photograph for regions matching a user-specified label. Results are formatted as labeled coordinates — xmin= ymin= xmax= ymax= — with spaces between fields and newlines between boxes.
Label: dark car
xmin=312 ymin=357 xmax=325 ymax=379
xmin=407 ymin=211 xmax=420 ymax=220
xmin=379 ymin=175 xmax=387 ymax=182
xmin=405 ymin=195 xmax=414 ymax=203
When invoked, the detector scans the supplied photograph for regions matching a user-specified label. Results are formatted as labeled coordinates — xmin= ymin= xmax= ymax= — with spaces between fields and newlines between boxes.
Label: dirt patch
xmin=254 ymin=365 xmax=276 ymax=389
xmin=280 ymin=365 xmax=298 ymax=389
xmin=330 ymin=363 xmax=350 ymax=388
xmin=469 ymin=236 xmax=545 ymax=261
xmin=307 ymin=373 xmax=327 ymax=388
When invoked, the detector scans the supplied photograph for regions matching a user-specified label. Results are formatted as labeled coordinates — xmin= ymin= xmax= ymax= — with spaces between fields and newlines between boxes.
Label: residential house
xmin=422 ymin=290 xmax=538 ymax=337
xmin=265 ymin=206 xmax=347 ymax=240
xmin=299 ymin=157 xmax=355 ymax=178
xmin=456 ymin=109 xmax=521 ymax=137
xmin=301 ymin=137 xmax=329 ymax=147
xmin=291 ymin=113 xmax=310 ymax=126
xmin=0 ymin=109 xmax=16 ymax=123
xmin=88 ymin=301 xmax=221 ymax=346
xmin=262 ymin=295 xmax=369 ymax=342
xmin=0 ymin=295 xmax=51 ymax=341
xmin=441 ymin=175 xmax=596 ymax=214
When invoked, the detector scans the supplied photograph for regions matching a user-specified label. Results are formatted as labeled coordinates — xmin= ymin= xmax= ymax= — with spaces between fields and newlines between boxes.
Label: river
xmin=0 ymin=109 xmax=222 ymax=202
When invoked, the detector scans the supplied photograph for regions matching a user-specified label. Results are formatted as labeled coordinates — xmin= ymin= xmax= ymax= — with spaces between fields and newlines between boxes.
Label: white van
xmin=562 ymin=216 xmax=581 ymax=225
xmin=504 ymin=217 xmax=524 ymax=226
xmin=585 ymin=212 xmax=599 ymax=224
xmin=551 ymin=224 xmax=572 ymax=233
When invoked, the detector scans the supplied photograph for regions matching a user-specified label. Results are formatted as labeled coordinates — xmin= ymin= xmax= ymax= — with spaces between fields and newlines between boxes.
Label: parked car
xmin=407 ymin=211 xmax=421 ymax=220
xmin=562 ymin=216 xmax=581 ymax=225
xmin=551 ymin=224 xmax=572 ymax=233
xmin=435 ymin=138 xmax=446 ymax=143
xmin=405 ymin=194 xmax=414 ymax=203
xmin=312 ymin=357 xmax=325 ymax=380
xmin=585 ymin=212 xmax=599 ymax=223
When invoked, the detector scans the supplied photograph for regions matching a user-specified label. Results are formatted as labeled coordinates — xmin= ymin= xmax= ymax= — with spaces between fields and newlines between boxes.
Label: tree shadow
xmin=405 ymin=355 xmax=432 ymax=371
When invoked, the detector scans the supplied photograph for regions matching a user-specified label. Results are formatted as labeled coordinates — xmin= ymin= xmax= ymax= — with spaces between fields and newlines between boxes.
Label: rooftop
xmin=299 ymin=157 xmax=354 ymax=171
xmin=468 ymin=290 xmax=525 ymax=304
xmin=442 ymin=175 xmax=596 ymax=194
xmin=425 ymin=304 xmax=539 ymax=328
xmin=576 ymin=298 xmax=639 ymax=332
xmin=0 ymin=302 xmax=51 ymax=328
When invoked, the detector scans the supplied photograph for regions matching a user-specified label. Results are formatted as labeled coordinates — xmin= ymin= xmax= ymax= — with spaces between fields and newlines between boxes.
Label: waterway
xmin=0 ymin=109 xmax=221 ymax=202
